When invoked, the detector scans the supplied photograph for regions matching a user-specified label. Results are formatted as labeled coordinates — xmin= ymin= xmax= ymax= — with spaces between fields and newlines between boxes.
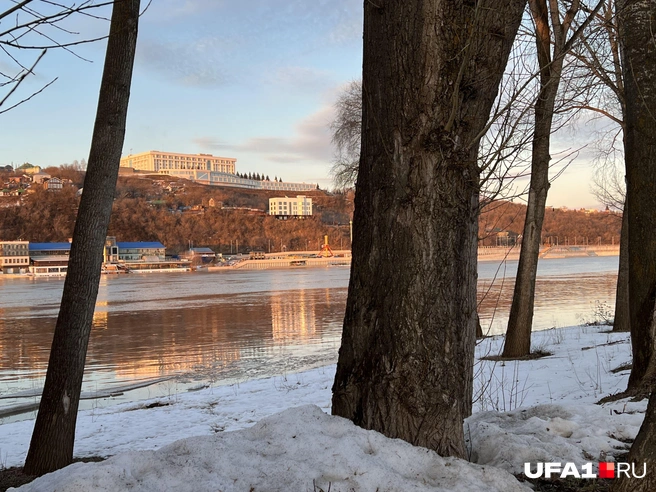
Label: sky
xmin=1 ymin=0 xmax=610 ymax=208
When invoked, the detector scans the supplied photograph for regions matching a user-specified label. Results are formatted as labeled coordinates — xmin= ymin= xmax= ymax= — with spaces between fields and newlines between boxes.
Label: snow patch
xmin=14 ymin=406 xmax=528 ymax=492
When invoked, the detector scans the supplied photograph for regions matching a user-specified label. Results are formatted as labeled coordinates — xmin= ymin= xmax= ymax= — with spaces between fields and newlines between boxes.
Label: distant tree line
xmin=479 ymin=200 xmax=622 ymax=247
xmin=1 ymin=172 xmax=621 ymax=252
xmin=0 ymin=173 xmax=354 ymax=254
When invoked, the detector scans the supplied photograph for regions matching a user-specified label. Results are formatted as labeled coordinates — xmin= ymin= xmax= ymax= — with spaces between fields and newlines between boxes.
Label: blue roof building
xmin=116 ymin=242 xmax=166 ymax=249
xmin=116 ymin=241 xmax=166 ymax=261
xmin=29 ymin=242 xmax=72 ymax=254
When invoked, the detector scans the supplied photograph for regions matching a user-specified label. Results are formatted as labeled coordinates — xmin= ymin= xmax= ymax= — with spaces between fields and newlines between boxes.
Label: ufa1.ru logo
xmin=524 ymin=462 xmax=646 ymax=479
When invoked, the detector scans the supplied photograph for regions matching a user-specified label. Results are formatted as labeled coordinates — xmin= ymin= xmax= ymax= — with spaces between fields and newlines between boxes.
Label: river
xmin=0 ymin=256 xmax=618 ymax=421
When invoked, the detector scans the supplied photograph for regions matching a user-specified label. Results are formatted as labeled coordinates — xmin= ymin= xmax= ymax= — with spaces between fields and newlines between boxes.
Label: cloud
xmin=136 ymin=36 xmax=235 ymax=87
xmin=146 ymin=0 xmax=228 ymax=22
xmin=193 ymin=104 xmax=335 ymax=164
xmin=135 ymin=0 xmax=363 ymax=88
xmin=266 ymin=66 xmax=335 ymax=94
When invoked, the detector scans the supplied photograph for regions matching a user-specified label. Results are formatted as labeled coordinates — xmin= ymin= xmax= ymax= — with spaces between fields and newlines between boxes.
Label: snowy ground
xmin=2 ymin=324 xmax=645 ymax=491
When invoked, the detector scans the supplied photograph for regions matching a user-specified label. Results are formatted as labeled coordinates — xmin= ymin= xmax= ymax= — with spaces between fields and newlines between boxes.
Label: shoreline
xmin=1 ymin=245 xmax=620 ymax=278
xmin=0 ymin=324 xmax=641 ymax=492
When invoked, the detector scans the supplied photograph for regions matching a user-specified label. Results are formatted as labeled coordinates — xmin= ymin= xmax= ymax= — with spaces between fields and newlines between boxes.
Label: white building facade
xmin=120 ymin=150 xmax=317 ymax=192
xmin=0 ymin=241 xmax=30 ymax=274
xmin=268 ymin=196 xmax=313 ymax=217
xmin=120 ymin=151 xmax=237 ymax=174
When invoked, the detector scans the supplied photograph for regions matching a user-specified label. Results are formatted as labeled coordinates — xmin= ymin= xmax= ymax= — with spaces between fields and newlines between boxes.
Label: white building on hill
xmin=269 ymin=196 xmax=313 ymax=218
xmin=120 ymin=150 xmax=317 ymax=192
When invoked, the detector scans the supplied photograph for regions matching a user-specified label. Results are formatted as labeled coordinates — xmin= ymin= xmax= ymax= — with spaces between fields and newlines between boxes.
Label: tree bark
xmin=613 ymin=390 xmax=656 ymax=491
xmin=502 ymin=0 xmax=572 ymax=358
xmin=23 ymin=0 xmax=140 ymax=476
xmin=622 ymin=0 xmax=656 ymax=393
xmin=612 ymin=1 xmax=656 ymax=488
xmin=331 ymin=0 xmax=526 ymax=458
xmin=613 ymin=203 xmax=630 ymax=332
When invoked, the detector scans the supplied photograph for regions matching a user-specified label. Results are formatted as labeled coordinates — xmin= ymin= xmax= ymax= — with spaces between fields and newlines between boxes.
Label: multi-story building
xmin=0 ymin=241 xmax=30 ymax=274
xmin=29 ymin=242 xmax=71 ymax=276
xmin=116 ymin=242 xmax=166 ymax=262
xmin=120 ymin=150 xmax=317 ymax=192
xmin=1 ymin=240 xmax=189 ymax=276
xmin=44 ymin=177 xmax=63 ymax=191
xmin=161 ymin=169 xmax=317 ymax=192
xmin=120 ymin=151 xmax=237 ymax=174
xmin=268 ymin=196 xmax=313 ymax=218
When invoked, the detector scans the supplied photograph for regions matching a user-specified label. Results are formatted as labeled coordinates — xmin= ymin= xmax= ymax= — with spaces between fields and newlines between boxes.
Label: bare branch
xmin=0 ymin=75 xmax=57 ymax=114
xmin=0 ymin=0 xmax=34 ymax=22
xmin=0 ymin=47 xmax=46 ymax=109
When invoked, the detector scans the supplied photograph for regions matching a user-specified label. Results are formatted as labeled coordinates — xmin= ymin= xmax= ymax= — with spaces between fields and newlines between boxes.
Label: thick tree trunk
xmin=502 ymin=0 xmax=566 ymax=358
xmin=23 ymin=0 xmax=140 ymax=476
xmin=613 ymin=391 xmax=656 ymax=491
xmin=612 ymin=203 xmax=629 ymax=332
xmin=331 ymin=0 xmax=526 ymax=458
xmin=612 ymin=1 xmax=656 ymax=488
xmin=623 ymin=0 xmax=656 ymax=393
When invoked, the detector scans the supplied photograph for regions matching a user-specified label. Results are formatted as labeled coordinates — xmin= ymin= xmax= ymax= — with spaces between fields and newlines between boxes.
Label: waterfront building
xmin=181 ymin=247 xmax=218 ymax=265
xmin=28 ymin=242 xmax=71 ymax=276
xmin=2 ymin=240 xmax=191 ymax=276
xmin=268 ymin=196 xmax=313 ymax=218
xmin=117 ymin=242 xmax=166 ymax=262
xmin=104 ymin=238 xmax=167 ymax=264
xmin=0 ymin=241 xmax=29 ymax=274
xmin=103 ymin=238 xmax=190 ymax=273
xmin=120 ymin=151 xmax=236 ymax=174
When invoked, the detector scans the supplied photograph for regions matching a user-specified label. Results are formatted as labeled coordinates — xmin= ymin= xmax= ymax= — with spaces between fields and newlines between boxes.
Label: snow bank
xmin=467 ymin=402 xmax=644 ymax=474
xmin=2 ymin=324 xmax=646 ymax=491
xmin=13 ymin=406 xmax=528 ymax=492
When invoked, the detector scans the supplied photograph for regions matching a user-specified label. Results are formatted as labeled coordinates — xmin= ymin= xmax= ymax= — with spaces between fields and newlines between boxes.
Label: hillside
xmin=0 ymin=171 xmax=354 ymax=255
xmin=478 ymin=199 xmax=622 ymax=247
xmin=1 ymin=167 xmax=622 ymax=254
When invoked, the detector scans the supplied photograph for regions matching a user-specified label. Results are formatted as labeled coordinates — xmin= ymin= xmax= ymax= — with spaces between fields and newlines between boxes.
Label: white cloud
xmin=193 ymin=104 xmax=335 ymax=164
xmin=266 ymin=66 xmax=335 ymax=94
xmin=136 ymin=36 xmax=237 ymax=87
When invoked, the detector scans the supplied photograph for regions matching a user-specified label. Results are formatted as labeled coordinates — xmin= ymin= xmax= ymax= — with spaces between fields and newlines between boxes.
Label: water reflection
xmin=478 ymin=272 xmax=617 ymax=335
xmin=0 ymin=258 xmax=619 ymax=415
xmin=0 ymin=281 xmax=348 ymax=406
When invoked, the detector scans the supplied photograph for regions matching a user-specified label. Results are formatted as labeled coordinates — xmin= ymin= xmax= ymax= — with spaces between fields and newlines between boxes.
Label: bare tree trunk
xmin=23 ymin=0 xmax=140 ymax=476
xmin=612 ymin=1 xmax=656 ymax=488
xmin=502 ymin=0 xmax=588 ymax=358
xmin=331 ymin=0 xmax=526 ymax=458
xmin=613 ymin=203 xmax=630 ymax=332
xmin=613 ymin=391 xmax=656 ymax=491
xmin=622 ymin=0 xmax=656 ymax=394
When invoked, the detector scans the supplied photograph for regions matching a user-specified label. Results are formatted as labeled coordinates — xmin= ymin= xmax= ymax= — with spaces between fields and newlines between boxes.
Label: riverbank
xmin=1 ymin=323 xmax=643 ymax=491
xmin=478 ymin=245 xmax=620 ymax=262
xmin=0 ymin=246 xmax=620 ymax=278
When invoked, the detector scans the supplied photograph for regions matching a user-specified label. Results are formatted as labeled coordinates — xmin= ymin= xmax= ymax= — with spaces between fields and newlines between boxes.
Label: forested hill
xmin=1 ymin=170 xmax=621 ymax=253
xmin=0 ymin=172 xmax=354 ymax=255
xmin=478 ymin=199 xmax=622 ymax=247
